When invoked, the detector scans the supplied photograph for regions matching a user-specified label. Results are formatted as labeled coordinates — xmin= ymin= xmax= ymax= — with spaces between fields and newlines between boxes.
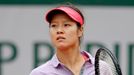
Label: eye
xmin=50 ymin=24 xmax=57 ymax=28
xmin=64 ymin=24 xmax=71 ymax=27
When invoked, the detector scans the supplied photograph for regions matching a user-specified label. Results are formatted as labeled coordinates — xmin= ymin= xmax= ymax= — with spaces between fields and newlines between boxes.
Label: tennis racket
xmin=95 ymin=48 xmax=122 ymax=75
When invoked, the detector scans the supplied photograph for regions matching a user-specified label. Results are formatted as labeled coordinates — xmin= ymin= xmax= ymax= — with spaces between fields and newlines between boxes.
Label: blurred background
xmin=0 ymin=0 xmax=134 ymax=75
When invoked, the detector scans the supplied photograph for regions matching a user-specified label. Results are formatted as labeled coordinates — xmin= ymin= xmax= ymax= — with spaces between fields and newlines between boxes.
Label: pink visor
xmin=45 ymin=6 xmax=84 ymax=26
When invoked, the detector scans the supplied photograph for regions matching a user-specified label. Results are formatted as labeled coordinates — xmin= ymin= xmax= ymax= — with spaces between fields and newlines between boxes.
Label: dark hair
xmin=48 ymin=10 xmax=66 ymax=23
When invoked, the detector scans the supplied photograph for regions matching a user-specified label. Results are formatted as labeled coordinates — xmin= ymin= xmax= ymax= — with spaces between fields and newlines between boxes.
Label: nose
xmin=57 ymin=26 xmax=64 ymax=34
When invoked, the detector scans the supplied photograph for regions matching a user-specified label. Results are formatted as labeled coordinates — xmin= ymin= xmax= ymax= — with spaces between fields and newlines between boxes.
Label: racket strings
xmin=99 ymin=50 xmax=118 ymax=75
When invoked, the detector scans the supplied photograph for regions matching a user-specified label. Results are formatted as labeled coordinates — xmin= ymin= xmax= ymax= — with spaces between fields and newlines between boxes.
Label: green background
xmin=0 ymin=0 xmax=134 ymax=6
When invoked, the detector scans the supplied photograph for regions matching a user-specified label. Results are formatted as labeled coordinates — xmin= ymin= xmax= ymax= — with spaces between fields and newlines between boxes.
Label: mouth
xmin=57 ymin=36 xmax=65 ymax=40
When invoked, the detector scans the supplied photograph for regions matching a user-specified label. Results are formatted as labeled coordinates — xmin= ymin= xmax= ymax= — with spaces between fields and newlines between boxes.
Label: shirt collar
xmin=51 ymin=54 xmax=60 ymax=68
xmin=50 ymin=51 xmax=94 ymax=68
xmin=81 ymin=51 xmax=94 ymax=64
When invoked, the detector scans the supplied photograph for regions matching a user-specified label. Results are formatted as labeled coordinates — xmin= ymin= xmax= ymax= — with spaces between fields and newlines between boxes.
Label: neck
xmin=56 ymin=44 xmax=85 ymax=75
xmin=56 ymin=45 xmax=83 ymax=67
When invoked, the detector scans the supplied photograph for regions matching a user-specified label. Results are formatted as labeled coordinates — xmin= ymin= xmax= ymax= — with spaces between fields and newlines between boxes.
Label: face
xmin=49 ymin=13 xmax=83 ymax=50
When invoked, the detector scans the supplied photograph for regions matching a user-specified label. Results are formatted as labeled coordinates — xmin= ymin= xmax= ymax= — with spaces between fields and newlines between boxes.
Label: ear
xmin=78 ymin=26 xmax=83 ymax=37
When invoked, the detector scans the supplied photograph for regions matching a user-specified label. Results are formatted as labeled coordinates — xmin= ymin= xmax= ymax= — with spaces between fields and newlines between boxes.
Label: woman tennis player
xmin=30 ymin=4 xmax=113 ymax=75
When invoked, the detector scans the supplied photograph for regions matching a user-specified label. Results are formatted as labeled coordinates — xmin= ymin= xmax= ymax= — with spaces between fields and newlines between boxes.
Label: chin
xmin=56 ymin=44 xmax=68 ymax=50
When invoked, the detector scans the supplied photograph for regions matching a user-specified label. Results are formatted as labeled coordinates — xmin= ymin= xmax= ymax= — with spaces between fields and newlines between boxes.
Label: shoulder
xmin=29 ymin=60 xmax=54 ymax=75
